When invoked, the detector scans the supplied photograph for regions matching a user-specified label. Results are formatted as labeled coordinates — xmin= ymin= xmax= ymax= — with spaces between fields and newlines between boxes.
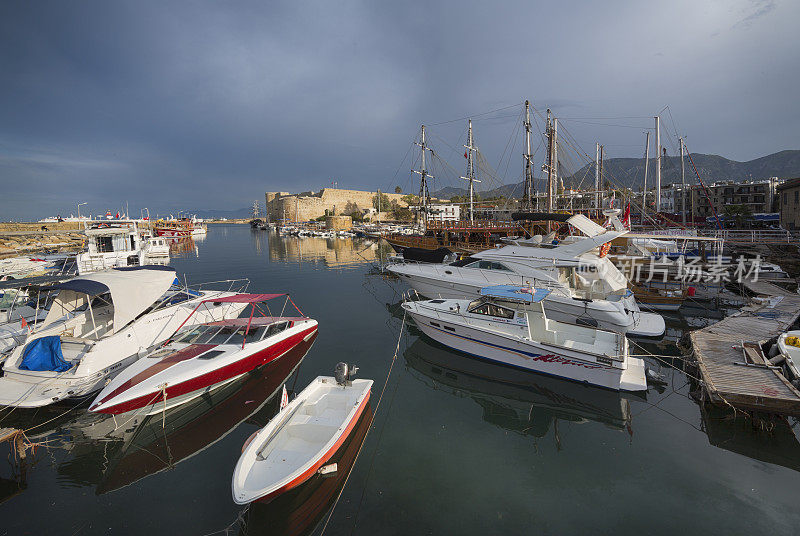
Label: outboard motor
xmin=334 ymin=362 xmax=359 ymax=386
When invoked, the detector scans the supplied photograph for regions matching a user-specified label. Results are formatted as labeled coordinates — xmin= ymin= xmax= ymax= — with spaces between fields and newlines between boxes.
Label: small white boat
xmin=232 ymin=365 xmax=372 ymax=504
xmin=777 ymin=331 xmax=800 ymax=381
xmin=401 ymin=285 xmax=647 ymax=392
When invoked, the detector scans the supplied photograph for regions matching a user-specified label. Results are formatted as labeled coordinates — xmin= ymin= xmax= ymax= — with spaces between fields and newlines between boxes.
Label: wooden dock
xmin=690 ymin=280 xmax=800 ymax=416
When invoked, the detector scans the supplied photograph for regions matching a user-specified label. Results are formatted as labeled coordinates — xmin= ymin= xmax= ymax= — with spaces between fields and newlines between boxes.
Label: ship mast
xmin=413 ymin=125 xmax=433 ymax=231
xmin=460 ymin=120 xmax=481 ymax=223
xmin=594 ymin=143 xmax=600 ymax=213
xmin=642 ymin=130 xmax=650 ymax=221
xmin=544 ymin=109 xmax=558 ymax=216
xmin=523 ymin=100 xmax=534 ymax=210
xmin=655 ymin=115 xmax=661 ymax=214
xmin=680 ymin=136 xmax=686 ymax=225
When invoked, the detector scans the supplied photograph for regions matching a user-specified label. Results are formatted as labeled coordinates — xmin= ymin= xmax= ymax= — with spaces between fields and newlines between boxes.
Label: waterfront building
xmin=777 ymin=177 xmax=800 ymax=230
xmin=424 ymin=204 xmax=460 ymax=222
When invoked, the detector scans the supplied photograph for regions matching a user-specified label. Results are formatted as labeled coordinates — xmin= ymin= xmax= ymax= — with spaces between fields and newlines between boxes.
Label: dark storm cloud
xmin=0 ymin=0 xmax=797 ymax=219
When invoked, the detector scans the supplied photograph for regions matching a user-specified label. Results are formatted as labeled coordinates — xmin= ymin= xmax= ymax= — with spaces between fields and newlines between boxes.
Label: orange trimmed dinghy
xmin=232 ymin=363 xmax=372 ymax=504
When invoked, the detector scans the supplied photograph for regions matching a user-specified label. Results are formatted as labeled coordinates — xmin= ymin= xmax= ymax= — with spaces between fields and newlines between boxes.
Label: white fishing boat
xmin=232 ymin=364 xmax=372 ymax=504
xmin=389 ymin=214 xmax=664 ymax=337
xmin=401 ymin=285 xmax=647 ymax=392
xmin=89 ymin=293 xmax=319 ymax=416
xmin=0 ymin=267 xmax=249 ymax=408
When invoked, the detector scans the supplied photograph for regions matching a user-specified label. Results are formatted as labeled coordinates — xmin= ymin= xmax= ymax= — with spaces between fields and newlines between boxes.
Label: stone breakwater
xmin=0 ymin=223 xmax=85 ymax=257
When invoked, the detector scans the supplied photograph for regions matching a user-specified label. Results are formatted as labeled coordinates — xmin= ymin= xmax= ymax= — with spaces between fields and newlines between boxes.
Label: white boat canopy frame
xmin=166 ymin=292 xmax=306 ymax=349
xmin=42 ymin=266 xmax=177 ymax=333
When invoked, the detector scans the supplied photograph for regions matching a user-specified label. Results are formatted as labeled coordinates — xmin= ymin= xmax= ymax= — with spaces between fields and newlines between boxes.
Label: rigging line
xmin=319 ymin=312 xmax=407 ymax=536
xmin=383 ymin=138 xmax=418 ymax=194
xmin=495 ymin=109 xmax=525 ymax=186
xmin=557 ymin=115 xmax=654 ymax=120
xmin=560 ymin=119 xmax=655 ymax=129
xmin=427 ymin=102 xmax=524 ymax=126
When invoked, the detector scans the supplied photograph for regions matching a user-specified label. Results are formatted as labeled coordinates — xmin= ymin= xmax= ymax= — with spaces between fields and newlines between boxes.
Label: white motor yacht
xmin=389 ymin=214 xmax=664 ymax=337
xmin=76 ymin=220 xmax=149 ymax=274
xmin=402 ymin=285 xmax=647 ymax=391
xmin=143 ymin=236 xmax=170 ymax=258
xmin=0 ymin=266 xmax=249 ymax=408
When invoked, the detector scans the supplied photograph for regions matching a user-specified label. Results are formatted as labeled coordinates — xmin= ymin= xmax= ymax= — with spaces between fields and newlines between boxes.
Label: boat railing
xmin=190 ymin=278 xmax=251 ymax=294
xmin=712 ymin=229 xmax=799 ymax=244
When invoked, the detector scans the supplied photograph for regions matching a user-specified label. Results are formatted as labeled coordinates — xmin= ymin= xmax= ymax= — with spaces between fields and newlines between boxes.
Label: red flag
xmin=20 ymin=317 xmax=29 ymax=331
xmin=464 ymin=151 xmax=468 ymax=159
xmin=622 ymin=203 xmax=631 ymax=230
xmin=115 ymin=211 xmax=120 ymax=219
xmin=280 ymin=385 xmax=288 ymax=410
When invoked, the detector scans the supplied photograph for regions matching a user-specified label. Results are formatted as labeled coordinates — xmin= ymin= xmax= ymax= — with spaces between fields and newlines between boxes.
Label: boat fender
xmin=767 ymin=343 xmax=780 ymax=358
xmin=242 ymin=431 xmax=259 ymax=453
xmin=318 ymin=463 xmax=338 ymax=478
xmin=645 ymin=367 xmax=668 ymax=386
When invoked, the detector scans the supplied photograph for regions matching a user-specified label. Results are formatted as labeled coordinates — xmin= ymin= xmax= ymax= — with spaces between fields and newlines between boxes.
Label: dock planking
xmin=690 ymin=280 xmax=800 ymax=416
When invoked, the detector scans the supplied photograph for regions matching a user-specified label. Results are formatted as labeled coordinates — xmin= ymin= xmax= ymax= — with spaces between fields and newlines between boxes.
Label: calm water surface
xmin=2 ymin=224 xmax=800 ymax=535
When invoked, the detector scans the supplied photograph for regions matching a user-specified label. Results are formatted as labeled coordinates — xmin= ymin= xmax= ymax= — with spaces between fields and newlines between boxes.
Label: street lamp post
xmin=77 ymin=202 xmax=87 ymax=230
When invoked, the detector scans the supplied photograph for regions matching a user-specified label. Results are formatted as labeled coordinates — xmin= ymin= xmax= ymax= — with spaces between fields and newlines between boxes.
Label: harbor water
xmin=2 ymin=225 xmax=800 ymax=535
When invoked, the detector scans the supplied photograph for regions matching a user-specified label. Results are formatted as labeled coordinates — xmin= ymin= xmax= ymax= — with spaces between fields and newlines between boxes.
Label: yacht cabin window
xmin=468 ymin=301 xmax=515 ymax=319
xmin=463 ymin=260 xmax=512 ymax=272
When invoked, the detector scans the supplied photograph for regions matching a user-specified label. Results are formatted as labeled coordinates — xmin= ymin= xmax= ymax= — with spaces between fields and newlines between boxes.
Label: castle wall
xmin=265 ymin=188 xmax=408 ymax=222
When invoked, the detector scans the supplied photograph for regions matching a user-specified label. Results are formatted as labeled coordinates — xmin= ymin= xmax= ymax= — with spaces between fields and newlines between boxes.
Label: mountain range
xmin=433 ymin=149 xmax=800 ymax=199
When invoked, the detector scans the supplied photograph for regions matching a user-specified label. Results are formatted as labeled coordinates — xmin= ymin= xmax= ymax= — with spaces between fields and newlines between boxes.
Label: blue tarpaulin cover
xmin=19 ymin=336 xmax=71 ymax=372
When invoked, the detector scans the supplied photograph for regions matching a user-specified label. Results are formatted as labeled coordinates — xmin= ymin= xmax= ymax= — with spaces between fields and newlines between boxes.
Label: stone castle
xmin=265 ymin=188 xmax=409 ymax=222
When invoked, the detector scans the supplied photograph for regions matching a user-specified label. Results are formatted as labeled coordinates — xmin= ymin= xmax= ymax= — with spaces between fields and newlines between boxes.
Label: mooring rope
xmin=318 ymin=311 xmax=407 ymax=536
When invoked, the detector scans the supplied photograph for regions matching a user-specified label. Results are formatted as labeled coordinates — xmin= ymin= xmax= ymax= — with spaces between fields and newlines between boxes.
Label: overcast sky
xmin=1 ymin=0 xmax=797 ymax=219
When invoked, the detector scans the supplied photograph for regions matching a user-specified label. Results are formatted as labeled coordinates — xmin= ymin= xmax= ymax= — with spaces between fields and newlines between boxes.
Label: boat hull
xmin=404 ymin=307 xmax=646 ymax=392
xmin=232 ymin=377 xmax=373 ymax=504
xmin=393 ymin=268 xmax=663 ymax=337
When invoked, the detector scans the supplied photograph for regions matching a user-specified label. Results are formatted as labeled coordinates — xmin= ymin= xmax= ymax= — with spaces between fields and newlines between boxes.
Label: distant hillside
xmin=434 ymin=150 xmax=800 ymax=199
xmin=192 ymin=207 xmax=251 ymax=219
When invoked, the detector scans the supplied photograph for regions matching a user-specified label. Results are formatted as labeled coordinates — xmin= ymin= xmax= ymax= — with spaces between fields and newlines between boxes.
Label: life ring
xmin=599 ymin=243 xmax=610 ymax=257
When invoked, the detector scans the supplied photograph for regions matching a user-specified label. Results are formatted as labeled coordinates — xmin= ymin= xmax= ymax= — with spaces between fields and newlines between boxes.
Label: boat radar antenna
xmin=334 ymin=362 xmax=359 ymax=387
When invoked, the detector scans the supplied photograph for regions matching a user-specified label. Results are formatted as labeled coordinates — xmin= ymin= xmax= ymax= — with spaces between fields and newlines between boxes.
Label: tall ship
xmin=382 ymin=103 xmax=568 ymax=257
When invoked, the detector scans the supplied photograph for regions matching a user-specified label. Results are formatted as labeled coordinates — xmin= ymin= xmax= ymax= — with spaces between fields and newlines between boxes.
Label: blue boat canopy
xmin=480 ymin=285 xmax=551 ymax=303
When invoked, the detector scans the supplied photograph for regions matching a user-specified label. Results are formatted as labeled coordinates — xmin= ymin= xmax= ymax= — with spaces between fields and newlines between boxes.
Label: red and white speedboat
xmin=89 ymin=293 xmax=318 ymax=416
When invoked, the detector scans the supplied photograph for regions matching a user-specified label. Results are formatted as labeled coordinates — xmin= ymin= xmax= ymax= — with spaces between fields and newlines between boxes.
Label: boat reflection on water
xmin=95 ymin=353 xmax=305 ymax=494
xmin=240 ymin=403 xmax=373 ymax=536
xmin=168 ymin=236 xmax=202 ymax=259
xmin=37 ymin=344 xmax=306 ymax=494
xmin=404 ymin=336 xmax=634 ymax=438
xmin=701 ymin=405 xmax=800 ymax=473
xmin=268 ymin=234 xmax=392 ymax=269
